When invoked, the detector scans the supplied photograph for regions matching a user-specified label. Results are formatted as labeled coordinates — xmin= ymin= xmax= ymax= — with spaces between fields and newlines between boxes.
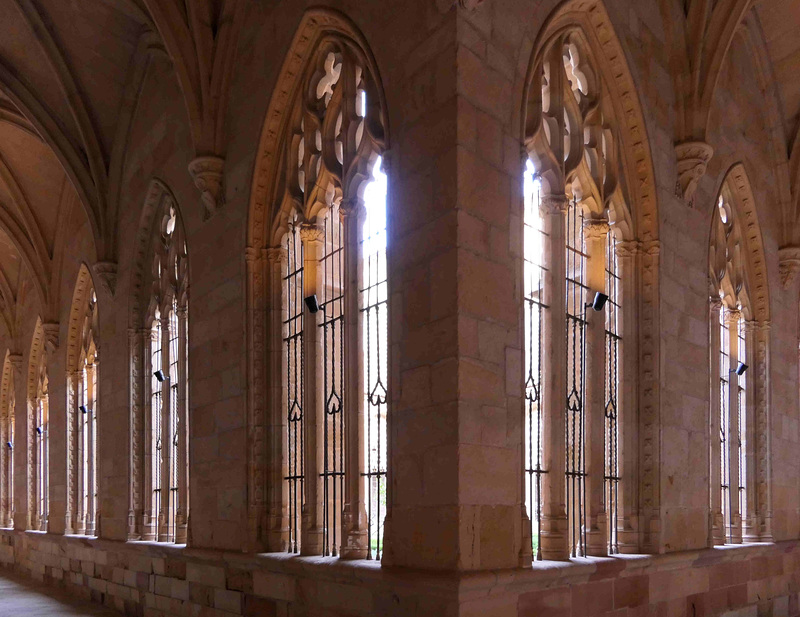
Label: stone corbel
xmin=8 ymin=353 xmax=22 ymax=376
xmin=778 ymin=246 xmax=800 ymax=289
xmin=436 ymin=0 xmax=486 ymax=12
xmin=675 ymin=141 xmax=713 ymax=205
xmin=93 ymin=261 xmax=118 ymax=297
xmin=43 ymin=322 xmax=59 ymax=355
xmin=188 ymin=156 xmax=225 ymax=220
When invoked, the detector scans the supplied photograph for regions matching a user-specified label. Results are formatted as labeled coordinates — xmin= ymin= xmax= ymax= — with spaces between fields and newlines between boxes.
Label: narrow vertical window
xmin=284 ymin=224 xmax=303 ymax=553
xmin=320 ymin=200 xmax=345 ymax=557
xmin=80 ymin=365 xmax=89 ymax=531
xmin=151 ymin=315 xmax=163 ymax=535
xmin=737 ymin=318 xmax=746 ymax=531
xmin=719 ymin=307 xmax=730 ymax=539
xmin=7 ymin=398 xmax=12 ymax=527
xmin=35 ymin=366 xmax=48 ymax=531
xmin=523 ymin=160 xmax=547 ymax=560
xmin=169 ymin=304 xmax=179 ymax=541
xmin=362 ymin=157 xmax=388 ymax=559
xmin=565 ymin=197 xmax=587 ymax=557
xmin=604 ymin=234 xmax=621 ymax=554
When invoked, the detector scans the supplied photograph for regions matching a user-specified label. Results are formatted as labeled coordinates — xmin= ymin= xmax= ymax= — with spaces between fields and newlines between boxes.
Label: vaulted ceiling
xmin=0 ymin=0 xmax=795 ymax=343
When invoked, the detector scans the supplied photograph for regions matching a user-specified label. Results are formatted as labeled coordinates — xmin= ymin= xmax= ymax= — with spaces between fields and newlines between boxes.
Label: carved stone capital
xmin=299 ymin=223 xmax=324 ymax=244
xmin=675 ymin=141 xmax=713 ymax=205
xmin=436 ymin=0 xmax=486 ymax=12
xmin=709 ymin=295 xmax=723 ymax=313
xmin=615 ymin=240 xmax=640 ymax=258
xmin=725 ymin=308 xmax=742 ymax=326
xmin=244 ymin=247 xmax=262 ymax=265
xmin=43 ymin=322 xmax=59 ymax=354
xmin=8 ymin=353 xmax=22 ymax=376
xmin=339 ymin=199 xmax=366 ymax=223
xmin=642 ymin=240 xmax=661 ymax=256
xmin=265 ymin=247 xmax=287 ymax=264
xmin=188 ymin=156 xmax=225 ymax=220
xmin=582 ymin=218 xmax=610 ymax=241
xmin=539 ymin=193 xmax=569 ymax=216
xmin=778 ymin=246 xmax=800 ymax=289
xmin=93 ymin=261 xmax=118 ymax=297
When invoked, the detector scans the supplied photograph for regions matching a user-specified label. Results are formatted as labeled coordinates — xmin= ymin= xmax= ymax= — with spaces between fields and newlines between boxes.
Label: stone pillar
xmin=539 ymin=193 xmax=569 ymax=561
xmin=158 ymin=313 xmax=171 ymax=542
xmin=300 ymin=223 xmax=324 ymax=556
xmin=708 ymin=297 xmax=724 ymax=546
xmin=265 ymin=247 xmax=289 ymax=552
xmin=616 ymin=241 xmax=639 ymax=552
xmin=583 ymin=217 xmax=609 ymax=557
xmin=742 ymin=320 xmax=757 ymax=542
xmin=142 ymin=326 xmax=157 ymax=541
xmin=753 ymin=321 xmax=772 ymax=541
xmin=9 ymin=354 xmax=22 ymax=530
xmin=726 ymin=309 xmax=741 ymax=544
xmin=67 ymin=370 xmax=79 ymax=535
xmin=341 ymin=199 xmax=369 ymax=559
xmin=175 ymin=305 xmax=188 ymax=544
xmin=129 ymin=327 xmax=147 ymax=541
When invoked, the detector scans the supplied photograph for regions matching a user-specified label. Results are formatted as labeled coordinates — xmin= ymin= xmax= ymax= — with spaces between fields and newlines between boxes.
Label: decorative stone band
xmin=298 ymin=223 xmax=324 ymax=244
xmin=778 ymin=245 xmax=800 ymax=289
xmin=539 ymin=193 xmax=570 ymax=216
xmin=675 ymin=141 xmax=713 ymax=204
xmin=582 ymin=218 xmax=610 ymax=241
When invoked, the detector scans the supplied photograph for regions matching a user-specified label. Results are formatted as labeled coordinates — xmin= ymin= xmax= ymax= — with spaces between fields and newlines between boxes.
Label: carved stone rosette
xmin=188 ymin=156 xmax=225 ymax=220
xmin=675 ymin=141 xmax=713 ymax=205
xmin=778 ymin=246 xmax=800 ymax=289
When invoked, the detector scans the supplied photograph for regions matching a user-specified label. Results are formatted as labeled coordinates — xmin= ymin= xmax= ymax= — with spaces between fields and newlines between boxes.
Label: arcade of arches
xmin=0 ymin=1 xmax=799 ymax=616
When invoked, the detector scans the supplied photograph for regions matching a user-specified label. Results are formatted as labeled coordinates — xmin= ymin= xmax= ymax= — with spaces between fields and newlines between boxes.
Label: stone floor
xmin=0 ymin=570 xmax=120 ymax=616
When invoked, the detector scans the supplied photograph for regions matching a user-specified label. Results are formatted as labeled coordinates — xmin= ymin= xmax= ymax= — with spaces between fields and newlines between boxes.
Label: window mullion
xmin=175 ymin=306 xmax=188 ymax=544
xmin=709 ymin=298 xmax=724 ymax=545
xmin=539 ymin=192 xmax=570 ymax=561
xmin=726 ymin=309 xmax=742 ymax=544
xmin=159 ymin=314 xmax=171 ymax=542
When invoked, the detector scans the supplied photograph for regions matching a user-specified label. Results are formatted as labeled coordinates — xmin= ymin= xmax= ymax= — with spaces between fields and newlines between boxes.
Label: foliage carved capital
xmin=675 ymin=141 xmax=713 ymax=205
xmin=189 ymin=156 xmax=225 ymax=220
xmin=778 ymin=246 xmax=800 ymax=289
xmin=93 ymin=261 xmax=118 ymax=297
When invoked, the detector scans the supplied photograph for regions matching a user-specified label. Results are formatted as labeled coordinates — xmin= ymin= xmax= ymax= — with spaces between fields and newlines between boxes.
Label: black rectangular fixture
xmin=305 ymin=294 xmax=319 ymax=314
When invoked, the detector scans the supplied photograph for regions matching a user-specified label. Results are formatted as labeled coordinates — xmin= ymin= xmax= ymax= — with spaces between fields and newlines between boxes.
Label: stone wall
xmin=3 ymin=529 xmax=800 ymax=617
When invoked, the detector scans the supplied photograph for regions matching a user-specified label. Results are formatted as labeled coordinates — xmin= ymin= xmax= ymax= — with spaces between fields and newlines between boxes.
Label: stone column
xmin=158 ymin=314 xmax=171 ymax=542
xmin=127 ymin=328 xmax=144 ymax=540
xmin=726 ymin=309 xmax=741 ymax=544
xmin=265 ymin=247 xmax=289 ymax=552
xmin=67 ymin=370 xmax=80 ymax=535
xmin=742 ymin=320 xmax=757 ymax=542
xmin=300 ymin=223 xmax=324 ymax=555
xmin=539 ymin=193 xmax=569 ymax=561
xmin=753 ymin=321 xmax=772 ymax=541
xmin=583 ymin=217 xmax=609 ymax=557
xmin=616 ymin=241 xmax=639 ymax=552
xmin=86 ymin=363 xmax=97 ymax=536
xmin=174 ymin=306 xmax=188 ymax=544
xmin=708 ymin=297 xmax=724 ymax=546
xmin=142 ymin=327 xmax=158 ymax=541
xmin=341 ymin=199 xmax=369 ymax=559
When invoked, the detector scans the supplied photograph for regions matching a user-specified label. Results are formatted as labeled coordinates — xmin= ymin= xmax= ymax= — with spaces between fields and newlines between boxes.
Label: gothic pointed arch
xmin=25 ymin=317 xmax=48 ymax=531
xmin=707 ymin=162 xmax=772 ymax=545
xmin=65 ymin=264 xmax=99 ymax=535
xmin=520 ymin=0 xmax=661 ymax=557
xmin=127 ymin=178 xmax=189 ymax=544
xmin=245 ymin=7 xmax=391 ymax=555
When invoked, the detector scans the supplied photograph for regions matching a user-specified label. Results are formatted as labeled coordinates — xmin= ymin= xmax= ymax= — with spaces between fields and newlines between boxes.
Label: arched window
xmin=33 ymin=352 xmax=48 ymax=531
xmin=264 ymin=34 xmax=388 ymax=560
xmin=128 ymin=189 xmax=189 ymax=544
xmin=523 ymin=29 xmax=634 ymax=560
xmin=68 ymin=282 xmax=98 ymax=536
xmin=1 ymin=357 xmax=15 ymax=528
xmin=709 ymin=186 xmax=760 ymax=545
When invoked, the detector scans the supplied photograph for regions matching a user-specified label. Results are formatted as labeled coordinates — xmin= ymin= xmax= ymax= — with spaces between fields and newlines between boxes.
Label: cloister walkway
xmin=0 ymin=569 xmax=119 ymax=616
